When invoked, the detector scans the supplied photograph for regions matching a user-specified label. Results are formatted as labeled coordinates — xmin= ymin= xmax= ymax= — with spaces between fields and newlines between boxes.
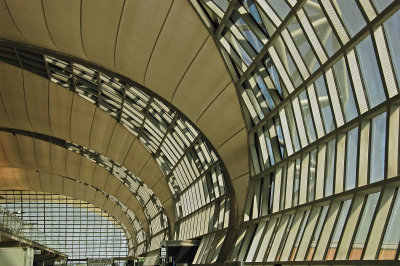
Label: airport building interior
xmin=0 ymin=0 xmax=399 ymax=265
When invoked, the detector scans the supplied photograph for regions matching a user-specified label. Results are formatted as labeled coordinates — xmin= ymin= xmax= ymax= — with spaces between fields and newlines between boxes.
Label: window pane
xmin=303 ymin=0 xmax=341 ymax=57
xmin=383 ymin=10 xmax=400 ymax=90
xmin=332 ymin=0 xmax=366 ymax=37
xmin=326 ymin=199 xmax=352 ymax=259
xmin=299 ymin=91 xmax=317 ymax=143
xmin=350 ymin=192 xmax=380 ymax=260
xmin=325 ymin=139 xmax=336 ymax=197
xmin=333 ymin=57 xmax=358 ymax=122
xmin=370 ymin=112 xmax=387 ymax=183
xmin=345 ymin=127 xmax=358 ymax=191
xmin=356 ymin=36 xmax=386 ymax=108
xmin=315 ymin=75 xmax=335 ymax=133
xmin=308 ymin=149 xmax=317 ymax=202
xmin=379 ymin=190 xmax=400 ymax=259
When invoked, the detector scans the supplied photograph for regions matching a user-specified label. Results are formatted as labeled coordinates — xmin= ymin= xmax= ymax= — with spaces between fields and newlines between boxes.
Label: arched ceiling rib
xmin=0 ymin=61 xmax=172 ymax=242
xmin=0 ymin=129 xmax=149 ymax=239
xmin=0 ymin=0 xmax=249 ymax=221
xmin=0 ymin=44 xmax=242 ymax=247
xmin=0 ymin=168 xmax=136 ymax=253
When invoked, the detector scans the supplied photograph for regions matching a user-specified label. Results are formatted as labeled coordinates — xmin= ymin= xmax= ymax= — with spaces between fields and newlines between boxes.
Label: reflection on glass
xmin=307 ymin=205 xmax=329 ymax=260
xmin=293 ymin=158 xmax=301 ymax=206
xmin=241 ymin=0 xmax=268 ymax=35
xmin=232 ymin=12 xmax=263 ymax=52
xmin=356 ymin=36 xmax=386 ymax=108
xmin=345 ymin=127 xmax=358 ymax=191
xmin=308 ymin=149 xmax=317 ymax=202
xmin=285 ymin=104 xmax=301 ymax=152
xmin=379 ymin=190 xmax=400 ymax=259
xmin=287 ymin=17 xmax=320 ymax=73
xmin=268 ymin=0 xmax=290 ymax=20
xmin=383 ymin=10 xmax=400 ymax=91
xmin=370 ymin=112 xmax=387 ymax=183
xmin=290 ymin=209 xmax=310 ymax=261
xmin=315 ymin=75 xmax=335 ymax=133
xmin=325 ymin=139 xmax=336 ymax=197
xmin=371 ymin=0 xmax=393 ymax=13
xmin=299 ymin=91 xmax=317 ymax=143
xmin=333 ymin=57 xmax=358 ymax=122
xmin=274 ymin=36 xmax=302 ymax=87
xmin=350 ymin=192 xmax=380 ymax=260
xmin=303 ymin=0 xmax=340 ymax=57
xmin=281 ymin=165 xmax=288 ymax=210
xmin=254 ymin=73 xmax=275 ymax=110
xmin=326 ymin=199 xmax=352 ymax=260
xmin=332 ymin=0 xmax=366 ymax=37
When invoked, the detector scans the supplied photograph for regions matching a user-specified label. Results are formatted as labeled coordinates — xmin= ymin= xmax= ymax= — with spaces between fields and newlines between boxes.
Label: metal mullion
xmin=277 ymin=211 xmax=296 ymax=260
xmin=214 ymin=0 xmax=239 ymax=37
xmin=227 ymin=14 xmax=260 ymax=56
xmin=237 ymin=5 xmax=268 ymax=45
xmin=375 ymin=187 xmax=398 ymax=260
xmin=262 ymin=214 xmax=282 ymax=261
xmin=317 ymin=0 xmax=348 ymax=47
xmin=301 ymin=203 xmax=328 ymax=261
xmin=359 ymin=185 xmax=387 ymax=260
xmin=248 ymin=2 xmax=400 ymax=136
xmin=322 ymin=199 xmax=346 ymax=260
xmin=291 ymin=97 xmax=309 ymax=149
xmin=165 ymin=134 xmax=202 ymax=181
xmin=223 ymin=28 xmax=255 ymax=66
xmin=235 ymin=0 xmax=307 ymax=86
xmin=380 ymin=22 xmax=400 ymax=96
xmin=326 ymin=68 xmax=346 ymax=126
xmin=299 ymin=87 xmax=320 ymax=144
xmin=300 ymin=5 xmax=335 ymax=64
xmin=250 ymin=69 xmax=280 ymax=111
xmin=179 ymin=195 xmax=228 ymax=222
xmin=280 ymin=28 xmax=310 ymax=81
xmin=253 ymin=0 xmax=281 ymax=30
xmin=178 ymin=160 xmax=222 ymax=200
xmin=371 ymin=27 xmax=396 ymax=101
xmin=218 ymin=34 xmax=247 ymax=70
xmin=290 ymin=11 xmax=324 ymax=71
xmin=288 ymin=209 xmax=310 ymax=261
xmin=96 ymin=71 xmax=102 ymax=107
xmin=154 ymin=113 xmax=178 ymax=157
xmin=136 ymin=97 xmax=154 ymax=141
xmin=13 ymin=48 xmax=24 ymax=70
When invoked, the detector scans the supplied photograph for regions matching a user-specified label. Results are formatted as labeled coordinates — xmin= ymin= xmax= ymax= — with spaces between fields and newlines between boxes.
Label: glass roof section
xmin=190 ymin=0 xmax=400 ymax=263
xmin=0 ymin=190 xmax=129 ymax=263
xmin=0 ymin=42 xmax=232 ymax=253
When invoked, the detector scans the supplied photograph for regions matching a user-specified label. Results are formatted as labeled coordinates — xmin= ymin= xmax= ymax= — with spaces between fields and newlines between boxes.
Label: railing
xmin=0 ymin=206 xmax=65 ymax=251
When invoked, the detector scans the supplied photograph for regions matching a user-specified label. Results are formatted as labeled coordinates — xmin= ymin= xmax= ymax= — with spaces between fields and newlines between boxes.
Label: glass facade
xmin=0 ymin=191 xmax=128 ymax=263
xmin=189 ymin=0 xmax=400 ymax=263
xmin=0 ymin=0 xmax=399 ymax=264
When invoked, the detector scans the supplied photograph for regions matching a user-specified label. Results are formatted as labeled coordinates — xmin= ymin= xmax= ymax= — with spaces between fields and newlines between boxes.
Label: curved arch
xmin=0 ymin=168 xmax=136 ymax=254
xmin=0 ymin=129 xmax=152 ymax=242
xmin=0 ymin=61 xmax=174 ymax=237
xmin=0 ymin=0 xmax=248 ymax=223
xmin=0 ymin=46 xmax=239 ymax=249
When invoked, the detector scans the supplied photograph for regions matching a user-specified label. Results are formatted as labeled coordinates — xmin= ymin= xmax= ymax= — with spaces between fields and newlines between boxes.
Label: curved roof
xmin=1 ymin=0 xmax=399 ymax=264
xmin=0 ymin=0 xmax=247 ymax=256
